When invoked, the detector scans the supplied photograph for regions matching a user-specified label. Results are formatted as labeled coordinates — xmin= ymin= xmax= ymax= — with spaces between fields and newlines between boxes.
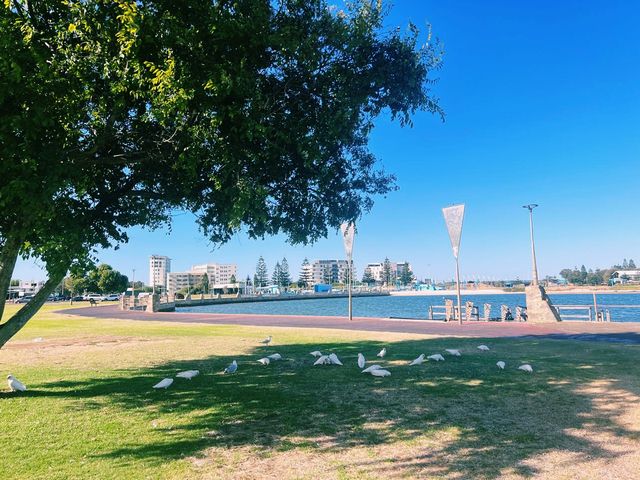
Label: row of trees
xmin=254 ymin=256 xmax=292 ymax=288
xmin=255 ymin=255 xmax=415 ymax=289
xmin=559 ymin=259 xmax=637 ymax=285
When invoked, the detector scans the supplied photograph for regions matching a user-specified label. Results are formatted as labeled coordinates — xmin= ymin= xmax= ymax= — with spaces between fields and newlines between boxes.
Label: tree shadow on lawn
xmin=11 ymin=337 xmax=640 ymax=478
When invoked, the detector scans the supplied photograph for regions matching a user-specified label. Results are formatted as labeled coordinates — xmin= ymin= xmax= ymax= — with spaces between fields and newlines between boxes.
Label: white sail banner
xmin=340 ymin=222 xmax=355 ymax=258
xmin=442 ymin=204 xmax=465 ymax=259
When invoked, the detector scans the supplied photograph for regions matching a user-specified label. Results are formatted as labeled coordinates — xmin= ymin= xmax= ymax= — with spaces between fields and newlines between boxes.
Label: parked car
xmin=71 ymin=295 xmax=85 ymax=302
xmin=84 ymin=294 xmax=104 ymax=302
xmin=14 ymin=295 xmax=34 ymax=304
xmin=103 ymin=294 xmax=120 ymax=301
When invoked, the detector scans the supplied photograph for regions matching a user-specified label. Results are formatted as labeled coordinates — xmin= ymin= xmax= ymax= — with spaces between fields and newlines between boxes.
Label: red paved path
xmin=59 ymin=305 xmax=640 ymax=344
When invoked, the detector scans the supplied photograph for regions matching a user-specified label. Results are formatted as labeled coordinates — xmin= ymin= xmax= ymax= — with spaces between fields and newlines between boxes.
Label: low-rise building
xmin=611 ymin=270 xmax=640 ymax=284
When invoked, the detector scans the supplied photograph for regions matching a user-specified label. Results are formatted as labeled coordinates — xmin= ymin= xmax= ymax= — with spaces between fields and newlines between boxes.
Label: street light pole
xmin=132 ymin=268 xmax=136 ymax=307
xmin=522 ymin=204 xmax=539 ymax=286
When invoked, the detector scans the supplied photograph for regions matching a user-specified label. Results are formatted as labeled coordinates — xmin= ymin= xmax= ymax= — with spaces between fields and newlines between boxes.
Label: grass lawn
xmin=1 ymin=304 xmax=640 ymax=479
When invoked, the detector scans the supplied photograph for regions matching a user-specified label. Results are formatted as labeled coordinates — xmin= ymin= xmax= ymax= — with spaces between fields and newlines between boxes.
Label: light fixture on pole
xmin=522 ymin=204 xmax=539 ymax=286
xmin=442 ymin=204 xmax=465 ymax=324
xmin=340 ymin=222 xmax=356 ymax=322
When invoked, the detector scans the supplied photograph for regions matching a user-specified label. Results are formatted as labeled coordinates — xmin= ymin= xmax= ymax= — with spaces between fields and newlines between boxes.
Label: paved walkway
xmin=59 ymin=305 xmax=640 ymax=344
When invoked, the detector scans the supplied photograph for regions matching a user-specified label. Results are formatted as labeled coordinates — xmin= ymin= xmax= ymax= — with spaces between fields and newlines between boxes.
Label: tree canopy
xmin=0 ymin=0 xmax=443 ymax=347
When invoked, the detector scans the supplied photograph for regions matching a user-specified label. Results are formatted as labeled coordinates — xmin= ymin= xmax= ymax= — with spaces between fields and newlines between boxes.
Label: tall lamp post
xmin=341 ymin=222 xmax=355 ymax=322
xmin=132 ymin=268 xmax=136 ymax=307
xmin=442 ymin=204 xmax=465 ymax=324
xmin=522 ymin=204 xmax=539 ymax=286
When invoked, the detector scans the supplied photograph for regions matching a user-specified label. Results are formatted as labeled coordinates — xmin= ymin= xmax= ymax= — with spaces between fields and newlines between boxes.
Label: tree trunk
xmin=0 ymin=269 xmax=66 ymax=349
xmin=0 ymin=236 xmax=21 ymax=321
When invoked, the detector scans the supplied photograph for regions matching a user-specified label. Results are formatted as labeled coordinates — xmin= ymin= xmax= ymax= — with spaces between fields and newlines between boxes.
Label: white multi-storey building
xmin=167 ymin=262 xmax=238 ymax=294
xmin=364 ymin=261 xmax=412 ymax=284
xmin=149 ymin=255 xmax=171 ymax=292
xmin=311 ymin=260 xmax=350 ymax=285
xmin=167 ymin=272 xmax=205 ymax=294
xmin=191 ymin=263 xmax=237 ymax=286
xmin=364 ymin=262 xmax=384 ymax=282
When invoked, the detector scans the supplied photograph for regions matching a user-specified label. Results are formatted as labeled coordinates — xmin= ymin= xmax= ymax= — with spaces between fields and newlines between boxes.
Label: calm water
xmin=178 ymin=293 xmax=640 ymax=322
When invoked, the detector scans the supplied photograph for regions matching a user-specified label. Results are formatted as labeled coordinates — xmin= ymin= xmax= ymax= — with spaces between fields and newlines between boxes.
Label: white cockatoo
xmin=496 ymin=361 xmax=506 ymax=370
xmin=477 ymin=345 xmax=490 ymax=351
xmin=409 ymin=354 xmax=426 ymax=366
xmin=370 ymin=369 xmax=391 ymax=377
xmin=257 ymin=357 xmax=271 ymax=366
xmin=328 ymin=353 xmax=343 ymax=366
xmin=377 ymin=348 xmax=387 ymax=358
xmin=7 ymin=375 xmax=27 ymax=392
xmin=260 ymin=336 xmax=272 ymax=346
xmin=445 ymin=349 xmax=461 ymax=357
xmin=518 ymin=364 xmax=533 ymax=373
xmin=427 ymin=354 xmax=445 ymax=362
xmin=176 ymin=370 xmax=200 ymax=380
xmin=310 ymin=351 xmax=323 ymax=357
xmin=267 ymin=353 xmax=282 ymax=361
xmin=224 ymin=360 xmax=238 ymax=374
xmin=314 ymin=355 xmax=330 ymax=366
xmin=361 ymin=365 xmax=383 ymax=374
xmin=357 ymin=353 xmax=366 ymax=369
xmin=153 ymin=378 xmax=173 ymax=389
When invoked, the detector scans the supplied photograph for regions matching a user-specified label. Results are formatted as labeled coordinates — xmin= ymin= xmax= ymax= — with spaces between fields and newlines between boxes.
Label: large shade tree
xmin=0 ymin=0 xmax=443 ymax=347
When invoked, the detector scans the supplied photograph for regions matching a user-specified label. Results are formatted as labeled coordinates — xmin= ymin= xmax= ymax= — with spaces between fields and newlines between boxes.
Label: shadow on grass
xmin=6 ymin=337 xmax=640 ymax=478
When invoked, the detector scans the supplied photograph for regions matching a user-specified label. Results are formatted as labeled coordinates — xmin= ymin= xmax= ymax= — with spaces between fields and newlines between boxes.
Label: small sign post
xmin=340 ymin=222 xmax=355 ymax=321
xmin=442 ymin=204 xmax=465 ymax=324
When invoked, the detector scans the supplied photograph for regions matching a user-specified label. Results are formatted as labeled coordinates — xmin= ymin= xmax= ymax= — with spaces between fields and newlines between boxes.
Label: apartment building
xmin=167 ymin=262 xmax=238 ymax=294
xmin=149 ymin=255 xmax=171 ymax=292
xmin=311 ymin=259 xmax=350 ymax=285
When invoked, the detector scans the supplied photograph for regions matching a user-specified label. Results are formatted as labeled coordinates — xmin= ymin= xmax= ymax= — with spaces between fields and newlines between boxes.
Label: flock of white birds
xmin=5 ymin=336 xmax=534 ymax=393
xmin=145 ymin=337 xmax=534 ymax=390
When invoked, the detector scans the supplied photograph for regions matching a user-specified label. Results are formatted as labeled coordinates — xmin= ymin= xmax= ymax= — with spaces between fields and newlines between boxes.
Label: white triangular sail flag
xmin=340 ymin=222 xmax=355 ymax=258
xmin=442 ymin=204 xmax=465 ymax=259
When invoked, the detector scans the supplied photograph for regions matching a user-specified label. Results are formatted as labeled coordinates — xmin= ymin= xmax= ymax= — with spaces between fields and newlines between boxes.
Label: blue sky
xmin=14 ymin=0 xmax=640 ymax=284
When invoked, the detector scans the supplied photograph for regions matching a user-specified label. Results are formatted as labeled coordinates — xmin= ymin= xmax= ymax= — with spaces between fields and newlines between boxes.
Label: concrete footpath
xmin=58 ymin=305 xmax=640 ymax=344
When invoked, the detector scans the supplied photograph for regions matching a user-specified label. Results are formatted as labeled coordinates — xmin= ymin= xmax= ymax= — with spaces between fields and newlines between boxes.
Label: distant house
xmin=611 ymin=270 xmax=640 ymax=284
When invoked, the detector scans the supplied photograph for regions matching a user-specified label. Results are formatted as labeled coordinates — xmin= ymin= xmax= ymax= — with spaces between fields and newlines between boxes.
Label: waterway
xmin=178 ymin=293 xmax=640 ymax=322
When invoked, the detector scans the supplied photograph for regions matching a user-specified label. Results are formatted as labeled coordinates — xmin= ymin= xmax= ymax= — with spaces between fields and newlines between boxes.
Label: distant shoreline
xmin=390 ymin=288 xmax=640 ymax=296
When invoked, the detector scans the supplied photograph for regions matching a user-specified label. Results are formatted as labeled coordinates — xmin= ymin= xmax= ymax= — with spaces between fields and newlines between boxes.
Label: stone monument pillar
xmin=525 ymin=285 xmax=561 ymax=323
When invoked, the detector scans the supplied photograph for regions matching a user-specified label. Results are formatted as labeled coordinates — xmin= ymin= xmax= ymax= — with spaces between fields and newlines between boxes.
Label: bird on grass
xmin=257 ymin=357 xmax=270 ymax=366
xmin=328 ymin=353 xmax=343 ymax=366
xmin=7 ymin=375 xmax=27 ymax=392
xmin=427 ymin=354 xmax=445 ymax=362
xmin=445 ymin=349 xmax=461 ymax=357
xmin=377 ymin=348 xmax=387 ymax=358
xmin=496 ymin=361 xmax=506 ymax=370
xmin=224 ymin=360 xmax=238 ymax=374
xmin=357 ymin=353 xmax=366 ymax=369
xmin=409 ymin=354 xmax=426 ymax=366
xmin=176 ymin=370 xmax=199 ymax=380
xmin=153 ymin=378 xmax=173 ymax=389
xmin=370 ymin=369 xmax=391 ymax=377
xmin=477 ymin=345 xmax=490 ymax=351
xmin=518 ymin=364 xmax=533 ymax=373
xmin=361 ymin=365 xmax=383 ymax=374
xmin=260 ymin=336 xmax=272 ymax=346
xmin=314 ymin=355 xmax=330 ymax=366
xmin=267 ymin=353 xmax=282 ymax=361
xmin=310 ymin=351 xmax=323 ymax=357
